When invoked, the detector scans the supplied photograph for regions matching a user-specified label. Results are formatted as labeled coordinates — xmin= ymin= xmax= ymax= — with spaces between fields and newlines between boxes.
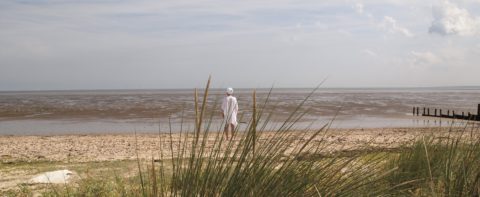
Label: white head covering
xmin=226 ymin=87 xmax=234 ymax=95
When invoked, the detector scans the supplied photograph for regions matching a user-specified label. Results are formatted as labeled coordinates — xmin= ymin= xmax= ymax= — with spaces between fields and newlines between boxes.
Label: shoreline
xmin=1 ymin=116 xmax=474 ymax=136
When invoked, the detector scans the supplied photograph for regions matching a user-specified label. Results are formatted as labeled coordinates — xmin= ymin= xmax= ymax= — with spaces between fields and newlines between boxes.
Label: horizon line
xmin=1 ymin=85 xmax=480 ymax=92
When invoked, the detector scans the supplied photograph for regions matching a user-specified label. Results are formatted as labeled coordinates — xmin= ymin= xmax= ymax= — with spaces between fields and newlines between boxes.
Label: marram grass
xmin=384 ymin=127 xmax=480 ymax=196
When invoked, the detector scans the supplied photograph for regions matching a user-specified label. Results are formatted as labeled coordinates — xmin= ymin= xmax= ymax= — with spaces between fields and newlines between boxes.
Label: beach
xmin=3 ymin=0 xmax=480 ymax=194
xmin=1 ymin=126 xmax=476 ymax=192
xmin=1 ymin=88 xmax=480 ymax=194
xmin=0 ymin=127 xmax=464 ymax=163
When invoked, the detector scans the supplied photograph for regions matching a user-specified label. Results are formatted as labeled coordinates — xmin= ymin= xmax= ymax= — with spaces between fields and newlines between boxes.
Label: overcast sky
xmin=1 ymin=0 xmax=480 ymax=90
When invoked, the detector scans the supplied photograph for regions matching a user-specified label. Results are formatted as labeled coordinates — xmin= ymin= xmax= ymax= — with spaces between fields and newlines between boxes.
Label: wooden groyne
xmin=412 ymin=104 xmax=480 ymax=121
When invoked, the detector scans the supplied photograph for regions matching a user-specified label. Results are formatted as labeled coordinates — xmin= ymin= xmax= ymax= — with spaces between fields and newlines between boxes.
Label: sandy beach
xmin=0 ymin=127 xmax=466 ymax=163
xmin=2 ymin=126 xmax=474 ymax=192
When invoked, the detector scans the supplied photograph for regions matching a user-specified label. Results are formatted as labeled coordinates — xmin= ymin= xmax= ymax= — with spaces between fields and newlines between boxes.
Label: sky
xmin=1 ymin=0 xmax=480 ymax=90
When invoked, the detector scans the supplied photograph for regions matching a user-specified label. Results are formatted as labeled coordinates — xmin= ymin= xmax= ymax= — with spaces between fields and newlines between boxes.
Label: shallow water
xmin=0 ymin=87 xmax=479 ymax=135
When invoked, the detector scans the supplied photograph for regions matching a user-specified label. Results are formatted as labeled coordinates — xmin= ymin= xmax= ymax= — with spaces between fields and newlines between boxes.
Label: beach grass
xmin=383 ymin=127 xmax=480 ymax=196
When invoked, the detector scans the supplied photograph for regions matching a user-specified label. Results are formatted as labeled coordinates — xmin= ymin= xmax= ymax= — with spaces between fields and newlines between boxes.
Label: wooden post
xmin=413 ymin=107 xmax=415 ymax=116
xmin=423 ymin=107 xmax=426 ymax=115
xmin=477 ymin=104 xmax=480 ymax=120
xmin=427 ymin=108 xmax=430 ymax=116
xmin=447 ymin=110 xmax=450 ymax=117
xmin=417 ymin=107 xmax=420 ymax=116
xmin=478 ymin=104 xmax=480 ymax=115
xmin=440 ymin=109 xmax=442 ymax=116
xmin=452 ymin=110 xmax=455 ymax=118
xmin=435 ymin=109 xmax=437 ymax=116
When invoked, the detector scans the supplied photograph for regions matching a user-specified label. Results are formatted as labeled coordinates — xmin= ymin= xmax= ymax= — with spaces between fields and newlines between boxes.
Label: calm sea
xmin=1 ymin=87 xmax=479 ymax=135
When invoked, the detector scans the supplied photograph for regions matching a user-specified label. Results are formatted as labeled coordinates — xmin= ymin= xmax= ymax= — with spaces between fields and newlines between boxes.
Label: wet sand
xmin=2 ymin=88 xmax=480 ymax=135
xmin=0 ymin=127 xmax=470 ymax=163
xmin=2 ymin=88 xmax=479 ymax=122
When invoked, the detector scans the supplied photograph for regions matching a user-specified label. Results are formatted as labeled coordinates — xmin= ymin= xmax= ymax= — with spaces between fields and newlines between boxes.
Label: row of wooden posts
xmin=412 ymin=104 xmax=480 ymax=121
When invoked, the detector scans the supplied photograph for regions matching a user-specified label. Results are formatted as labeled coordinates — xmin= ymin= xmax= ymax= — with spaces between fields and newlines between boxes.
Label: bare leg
xmin=224 ymin=124 xmax=229 ymax=140
xmin=229 ymin=124 xmax=235 ymax=140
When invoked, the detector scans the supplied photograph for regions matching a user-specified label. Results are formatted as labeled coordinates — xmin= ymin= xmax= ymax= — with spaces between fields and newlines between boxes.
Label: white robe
xmin=221 ymin=95 xmax=238 ymax=126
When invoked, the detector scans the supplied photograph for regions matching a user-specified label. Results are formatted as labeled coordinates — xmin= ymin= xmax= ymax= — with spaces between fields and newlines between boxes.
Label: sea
xmin=1 ymin=87 xmax=479 ymax=135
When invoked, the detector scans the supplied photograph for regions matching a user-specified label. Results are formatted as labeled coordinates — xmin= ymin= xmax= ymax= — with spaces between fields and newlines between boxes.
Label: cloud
xmin=380 ymin=16 xmax=413 ymax=37
xmin=410 ymin=51 xmax=441 ymax=66
xmin=363 ymin=49 xmax=378 ymax=57
xmin=2 ymin=0 xmax=480 ymax=89
xmin=429 ymin=1 xmax=480 ymax=36
xmin=352 ymin=2 xmax=374 ymax=20
xmin=354 ymin=3 xmax=364 ymax=14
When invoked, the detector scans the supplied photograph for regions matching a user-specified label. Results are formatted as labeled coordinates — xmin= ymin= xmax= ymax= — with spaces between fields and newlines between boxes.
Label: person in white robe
xmin=221 ymin=87 xmax=238 ymax=140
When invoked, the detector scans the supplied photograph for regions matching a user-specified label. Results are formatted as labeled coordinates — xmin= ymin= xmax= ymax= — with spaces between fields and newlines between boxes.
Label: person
xmin=221 ymin=87 xmax=238 ymax=140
